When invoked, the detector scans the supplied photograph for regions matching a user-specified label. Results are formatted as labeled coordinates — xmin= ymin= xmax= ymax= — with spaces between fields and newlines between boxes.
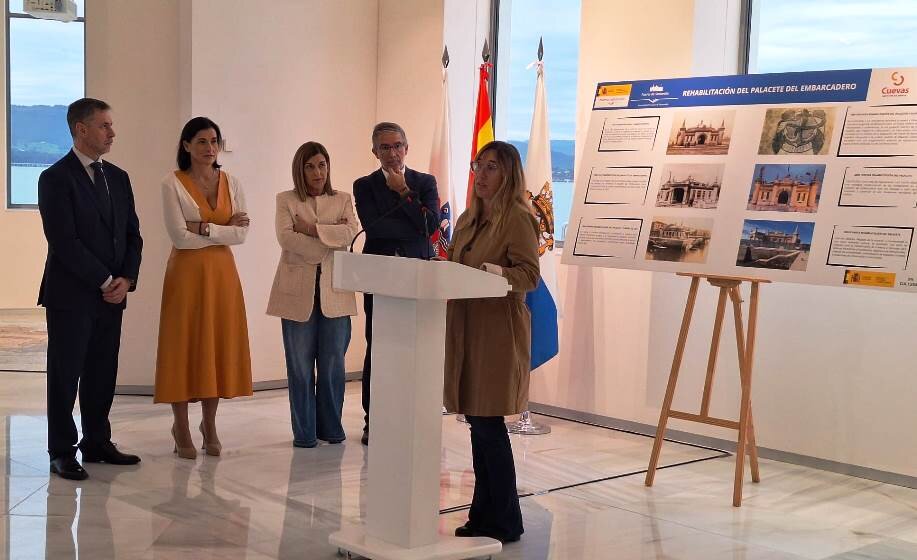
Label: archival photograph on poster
xmin=666 ymin=110 xmax=735 ymax=155
xmin=838 ymin=107 xmax=917 ymax=157
xmin=736 ymin=220 xmax=815 ymax=271
xmin=839 ymin=167 xmax=917 ymax=207
xmin=572 ymin=217 xmax=643 ymax=258
xmin=585 ymin=166 xmax=652 ymax=205
xmin=655 ymin=164 xmax=724 ymax=209
xmin=827 ymin=225 xmax=913 ymax=270
xmin=746 ymin=164 xmax=824 ymax=213
xmin=645 ymin=217 xmax=713 ymax=264
xmin=757 ymin=107 xmax=836 ymax=155
xmin=598 ymin=116 xmax=660 ymax=152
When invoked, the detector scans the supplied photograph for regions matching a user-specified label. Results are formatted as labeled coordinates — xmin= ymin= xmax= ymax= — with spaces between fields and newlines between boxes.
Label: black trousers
xmin=46 ymin=306 xmax=123 ymax=459
xmin=466 ymin=415 xmax=524 ymax=539
xmin=361 ymin=293 xmax=373 ymax=428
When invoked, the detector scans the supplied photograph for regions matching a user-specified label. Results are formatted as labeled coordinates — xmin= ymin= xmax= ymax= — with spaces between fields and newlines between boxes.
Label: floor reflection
xmin=150 ymin=460 xmax=252 ymax=556
xmin=277 ymin=444 xmax=346 ymax=559
xmin=0 ymin=380 xmax=914 ymax=559
xmin=43 ymin=478 xmax=113 ymax=560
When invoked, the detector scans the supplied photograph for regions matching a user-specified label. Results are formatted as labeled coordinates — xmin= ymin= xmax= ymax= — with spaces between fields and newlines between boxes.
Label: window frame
xmin=5 ymin=3 xmax=86 ymax=210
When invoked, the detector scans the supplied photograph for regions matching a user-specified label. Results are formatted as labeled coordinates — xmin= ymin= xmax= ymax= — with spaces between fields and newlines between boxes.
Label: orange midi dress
xmin=153 ymin=171 xmax=253 ymax=403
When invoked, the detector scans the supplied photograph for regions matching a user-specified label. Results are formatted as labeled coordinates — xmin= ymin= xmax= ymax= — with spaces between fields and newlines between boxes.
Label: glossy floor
xmin=0 ymin=375 xmax=915 ymax=559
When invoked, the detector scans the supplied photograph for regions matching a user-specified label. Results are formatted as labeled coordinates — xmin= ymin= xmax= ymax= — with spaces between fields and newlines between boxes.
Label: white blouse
xmin=160 ymin=171 xmax=249 ymax=249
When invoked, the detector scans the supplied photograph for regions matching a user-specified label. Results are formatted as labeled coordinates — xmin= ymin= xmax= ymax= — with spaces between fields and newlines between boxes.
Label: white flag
xmin=525 ymin=60 xmax=560 ymax=309
xmin=429 ymin=66 xmax=454 ymax=258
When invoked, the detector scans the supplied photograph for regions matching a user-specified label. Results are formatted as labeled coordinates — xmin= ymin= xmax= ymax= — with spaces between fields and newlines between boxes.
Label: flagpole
xmin=439 ymin=44 xmax=454 ymax=418
xmin=507 ymin=36 xmax=552 ymax=436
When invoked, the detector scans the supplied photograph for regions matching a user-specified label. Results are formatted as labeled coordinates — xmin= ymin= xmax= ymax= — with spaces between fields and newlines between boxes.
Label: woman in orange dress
xmin=154 ymin=117 xmax=253 ymax=459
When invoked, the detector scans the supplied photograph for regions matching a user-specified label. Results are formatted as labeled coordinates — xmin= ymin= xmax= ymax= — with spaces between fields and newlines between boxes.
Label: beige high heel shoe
xmin=172 ymin=425 xmax=197 ymax=460
xmin=199 ymin=422 xmax=222 ymax=456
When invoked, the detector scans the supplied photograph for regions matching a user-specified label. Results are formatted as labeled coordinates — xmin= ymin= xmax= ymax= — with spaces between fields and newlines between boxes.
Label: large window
xmin=497 ymin=0 xmax=581 ymax=243
xmin=6 ymin=0 xmax=84 ymax=208
xmin=748 ymin=0 xmax=917 ymax=74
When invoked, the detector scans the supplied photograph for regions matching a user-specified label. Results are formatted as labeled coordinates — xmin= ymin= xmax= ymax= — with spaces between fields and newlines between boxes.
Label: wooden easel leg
xmin=747 ymin=406 xmax=761 ymax=483
xmin=646 ymin=277 xmax=700 ymax=487
xmin=701 ymin=287 xmax=729 ymax=416
xmin=729 ymin=286 xmax=753 ymax=507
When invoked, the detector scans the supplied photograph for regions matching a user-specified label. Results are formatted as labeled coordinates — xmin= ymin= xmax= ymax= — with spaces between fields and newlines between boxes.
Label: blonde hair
xmin=292 ymin=141 xmax=334 ymax=201
xmin=463 ymin=141 xmax=530 ymax=233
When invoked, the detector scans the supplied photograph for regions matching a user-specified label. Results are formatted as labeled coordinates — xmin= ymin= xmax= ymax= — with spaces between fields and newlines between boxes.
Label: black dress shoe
xmin=454 ymin=523 xmax=476 ymax=537
xmin=460 ymin=525 xmax=522 ymax=543
xmin=50 ymin=456 xmax=88 ymax=480
xmin=80 ymin=441 xmax=141 ymax=465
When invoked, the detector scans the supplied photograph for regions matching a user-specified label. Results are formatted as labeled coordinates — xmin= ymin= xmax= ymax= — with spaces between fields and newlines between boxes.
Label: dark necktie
xmin=89 ymin=161 xmax=112 ymax=220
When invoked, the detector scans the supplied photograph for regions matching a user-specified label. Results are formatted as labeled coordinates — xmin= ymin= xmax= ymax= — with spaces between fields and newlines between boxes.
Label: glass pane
xmin=751 ymin=0 xmax=917 ymax=73
xmin=9 ymin=0 xmax=85 ymax=18
xmin=501 ymin=0 xmax=581 ymax=241
xmin=8 ymin=18 xmax=84 ymax=205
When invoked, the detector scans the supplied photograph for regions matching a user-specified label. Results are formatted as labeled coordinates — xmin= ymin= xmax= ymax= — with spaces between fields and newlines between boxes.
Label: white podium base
xmin=330 ymin=525 xmax=501 ymax=560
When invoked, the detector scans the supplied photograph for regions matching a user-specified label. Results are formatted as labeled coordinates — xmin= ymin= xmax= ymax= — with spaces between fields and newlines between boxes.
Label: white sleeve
xmin=161 ymin=177 xmax=221 ymax=250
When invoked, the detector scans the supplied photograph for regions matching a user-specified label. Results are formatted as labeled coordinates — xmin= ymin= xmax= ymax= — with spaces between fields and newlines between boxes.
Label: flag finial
xmin=442 ymin=45 xmax=450 ymax=69
xmin=538 ymin=37 xmax=544 ymax=61
xmin=482 ymin=38 xmax=491 ymax=63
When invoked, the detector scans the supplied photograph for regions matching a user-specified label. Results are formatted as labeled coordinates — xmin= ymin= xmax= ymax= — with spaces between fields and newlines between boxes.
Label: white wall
xmin=530 ymin=0 xmax=917 ymax=478
xmin=376 ymin=0 xmax=445 ymax=172
xmin=443 ymin=0 xmax=492 ymax=218
xmin=84 ymin=0 xmax=190 ymax=387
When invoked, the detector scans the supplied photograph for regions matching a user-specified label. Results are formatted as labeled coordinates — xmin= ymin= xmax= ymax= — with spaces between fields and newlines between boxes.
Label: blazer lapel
xmin=66 ymin=151 xmax=113 ymax=230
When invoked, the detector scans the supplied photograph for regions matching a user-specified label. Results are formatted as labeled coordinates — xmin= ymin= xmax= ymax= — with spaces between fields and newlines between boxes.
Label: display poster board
xmin=562 ymin=67 xmax=917 ymax=291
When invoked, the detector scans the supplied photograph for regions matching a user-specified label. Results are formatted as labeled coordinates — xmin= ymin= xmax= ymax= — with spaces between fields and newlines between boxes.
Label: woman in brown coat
xmin=444 ymin=141 xmax=540 ymax=543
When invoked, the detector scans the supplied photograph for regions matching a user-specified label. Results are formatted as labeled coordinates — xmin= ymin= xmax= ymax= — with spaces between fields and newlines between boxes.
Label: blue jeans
xmin=281 ymin=301 xmax=351 ymax=447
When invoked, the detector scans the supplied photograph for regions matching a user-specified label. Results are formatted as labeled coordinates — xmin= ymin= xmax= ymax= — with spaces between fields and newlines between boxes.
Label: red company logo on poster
xmin=881 ymin=71 xmax=909 ymax=96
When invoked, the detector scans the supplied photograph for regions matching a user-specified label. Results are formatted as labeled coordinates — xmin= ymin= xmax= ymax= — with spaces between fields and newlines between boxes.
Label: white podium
xmin=330 ymin=251 xmax=506 ymax=560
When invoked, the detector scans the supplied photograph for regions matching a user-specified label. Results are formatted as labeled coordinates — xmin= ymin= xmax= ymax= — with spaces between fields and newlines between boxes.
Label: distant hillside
xmin=508 ymin=139 xmax=575 ymax=180
xmin=10 ymin=105 xmax=71 ymax=165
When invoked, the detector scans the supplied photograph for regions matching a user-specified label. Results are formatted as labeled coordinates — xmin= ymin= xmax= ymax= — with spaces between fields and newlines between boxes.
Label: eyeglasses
xmin=377 ymin=142 xmax=406 ymax=153
xmin=470 ymin=161 xmax=500 ymax=173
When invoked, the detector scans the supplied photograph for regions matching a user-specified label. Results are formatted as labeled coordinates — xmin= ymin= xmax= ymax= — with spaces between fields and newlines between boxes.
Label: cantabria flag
xmin=524 ymin=58 xmax=560 ymax=371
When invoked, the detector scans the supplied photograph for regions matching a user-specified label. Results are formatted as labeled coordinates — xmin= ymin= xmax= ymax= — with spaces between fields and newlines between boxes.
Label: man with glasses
xmin=353 ymin=122 xmax=440 ymax=445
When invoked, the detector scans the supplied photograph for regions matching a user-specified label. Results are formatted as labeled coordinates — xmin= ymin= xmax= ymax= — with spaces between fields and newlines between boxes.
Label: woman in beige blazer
xmin=445 ymin=141 xmax=539 ymax=543
xmin=267 ymin=141 xmax=359 ymax=448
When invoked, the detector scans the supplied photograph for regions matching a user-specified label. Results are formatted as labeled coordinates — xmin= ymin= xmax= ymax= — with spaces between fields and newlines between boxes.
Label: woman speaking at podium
xmin=444 ymin=141 xmax=540 ymax=543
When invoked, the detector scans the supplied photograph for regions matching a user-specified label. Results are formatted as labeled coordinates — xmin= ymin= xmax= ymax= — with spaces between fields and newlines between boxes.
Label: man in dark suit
xmin=353 ymin=122 xmax=439 ymax=445
xmin=38 ymin=98 xmax=143 ymax=480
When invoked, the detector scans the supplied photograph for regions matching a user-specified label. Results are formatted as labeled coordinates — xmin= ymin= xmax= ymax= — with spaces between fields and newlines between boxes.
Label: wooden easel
xmin=644 ymin=273 xmax=769 ymax=507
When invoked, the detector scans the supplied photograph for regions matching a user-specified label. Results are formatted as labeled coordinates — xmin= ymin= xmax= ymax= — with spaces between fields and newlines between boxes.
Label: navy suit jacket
xmin=37 ymin=150 xmax=142 ymax=312
xmin=353 ymin=168 xmax=439 ymax=259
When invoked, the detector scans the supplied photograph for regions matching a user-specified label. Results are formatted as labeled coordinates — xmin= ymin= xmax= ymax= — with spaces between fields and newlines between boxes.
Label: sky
xmin=503 ymin=0 xmax=581 ymax=141
xmin=9 ymin=2 xmax=85 ymax=106
xmin=752 ymin=0 xmax=917 ymax=73
xmin=743 ymin=220 xmax=816 ymax=244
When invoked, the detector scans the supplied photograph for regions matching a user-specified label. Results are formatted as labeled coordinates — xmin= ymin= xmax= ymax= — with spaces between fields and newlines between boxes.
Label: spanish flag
xmin=466 ymin=62 xmax=494 ymax=206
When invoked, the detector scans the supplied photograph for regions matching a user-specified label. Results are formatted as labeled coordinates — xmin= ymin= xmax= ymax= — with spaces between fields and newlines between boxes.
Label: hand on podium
xmin=481 ymin=262 xmax=503 ymax=276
